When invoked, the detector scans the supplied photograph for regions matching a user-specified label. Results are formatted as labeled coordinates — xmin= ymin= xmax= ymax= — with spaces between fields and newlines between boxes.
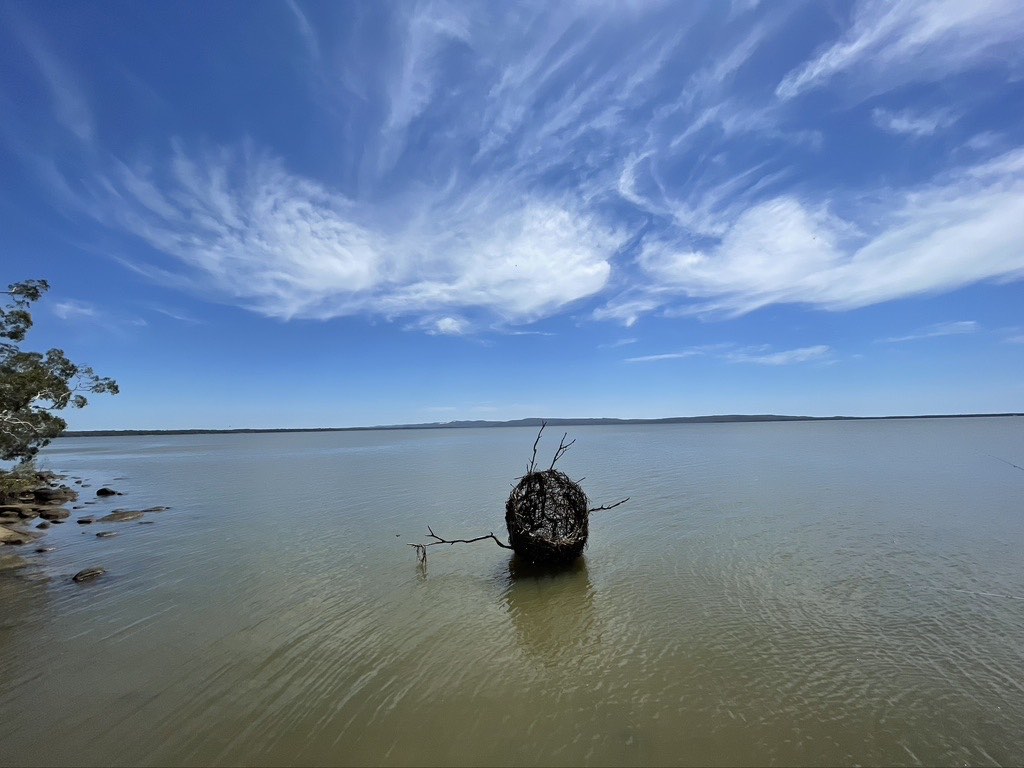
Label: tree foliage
xmin=1 ymin=279 xmax=118 ymax=463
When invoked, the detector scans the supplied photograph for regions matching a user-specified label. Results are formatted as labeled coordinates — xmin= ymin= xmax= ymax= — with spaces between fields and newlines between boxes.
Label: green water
xmin=2 ymin=419 xmax=1023 ymax=766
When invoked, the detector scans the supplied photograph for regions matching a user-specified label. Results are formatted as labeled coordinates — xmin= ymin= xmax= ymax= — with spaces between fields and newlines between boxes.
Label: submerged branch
xmin=409 ymin=525 xmax=512 ymax=564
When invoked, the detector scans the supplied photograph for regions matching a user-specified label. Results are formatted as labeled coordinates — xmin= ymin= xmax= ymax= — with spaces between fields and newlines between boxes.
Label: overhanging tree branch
xmin=1 ymin=279 xmax=118 ymax=463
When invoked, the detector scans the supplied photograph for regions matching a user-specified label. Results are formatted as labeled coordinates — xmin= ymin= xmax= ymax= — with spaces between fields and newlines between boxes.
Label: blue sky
xmin=1 ymin=0 xmax=1022 ymax=429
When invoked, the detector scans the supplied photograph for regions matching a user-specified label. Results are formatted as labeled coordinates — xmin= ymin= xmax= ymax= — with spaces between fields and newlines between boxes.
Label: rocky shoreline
xmin=0 ymin=470 xmax=171 ymax=582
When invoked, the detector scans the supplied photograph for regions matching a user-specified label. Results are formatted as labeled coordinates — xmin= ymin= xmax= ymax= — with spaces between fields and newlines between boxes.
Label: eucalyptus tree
xmin=1 ymin=279 xmax=118 ymax=464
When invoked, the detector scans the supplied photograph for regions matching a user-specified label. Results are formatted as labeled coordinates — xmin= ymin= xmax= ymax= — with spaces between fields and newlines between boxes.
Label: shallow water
xmin=2 ymin=419 xmax=1023 ymax=766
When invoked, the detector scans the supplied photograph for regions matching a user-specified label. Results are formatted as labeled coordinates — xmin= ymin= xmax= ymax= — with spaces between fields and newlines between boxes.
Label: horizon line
xmin=60 ymin=412 xmax=1024 ymax=437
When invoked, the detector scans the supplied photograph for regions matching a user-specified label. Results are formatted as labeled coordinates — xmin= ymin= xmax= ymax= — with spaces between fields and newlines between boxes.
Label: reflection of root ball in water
xmin=504 ymin=557 xmax=595 ymax=659
xmin=506 ymin=469 xmax=589 ymax=564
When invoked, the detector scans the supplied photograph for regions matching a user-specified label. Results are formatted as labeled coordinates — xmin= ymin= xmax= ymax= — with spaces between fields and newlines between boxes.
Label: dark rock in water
xmin=72 ymin=505 xmax=82 ymax=510
xmin=1 ymin=504 xmax=42 ymax=520
xmin=35 ymin=546 xmax=55 ymax=553
xmin=36 ymin=521 xmax=51 ymax=530
xmin=96 ymin=531 xmax=118 ymax=538
xmin=0 ymin=554 xmax=28 ymax=572
xmin=72 ymin=567 xmax=105 ymax=583
xmin=33 ymin=486 xmax=77 ymax=504
xmin=95 ymin=487 xmax=120 ymax=497
xmin=51 ymin=519 xmax=65 ymax=524
xmin=140 ymin=506 xmax=170 ymax=513
xmin=0 ymin=525 xmax=33 ymax=546
xmin=505 ymin=469 xmax=590 ymax=565
xmin=77 ymin=516 xmax=95 ymax=525
xmin=98 ymin=511 xmax=143 ymax=523
xmin=138 ymin=521 xmax=156 ymax=525
xmin=39 ymin=508 xmax=70 ymax=521
xmin=74 ymin=479 xmax=83 ymax=485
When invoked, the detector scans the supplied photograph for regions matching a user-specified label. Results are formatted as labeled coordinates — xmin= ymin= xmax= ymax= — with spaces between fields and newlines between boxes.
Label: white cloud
xmin=10 ymin=12 xmax=93 ymax=143
xmin=625 ymin=350 xmax=703 ymax=363
xmin=429 ymin=316 xmax=468 ymax=335
xmin=592 ymin=296 xmax=664 ymax=327
xmin=872 ymin=107 xmax=956 ymax=137
xmin=726 ymin=344 xmax=831 ymax=365
xmin=51 ymin=299 xmax=147 ymax=333
xmin=777 ymin=0 xmax=1024 ymax=100
xmin=379 ymin=1 xmax=472 ymax=170
xmin=600 ymin=337 xmax=637 ymax=349
xmin=285 ymin=0 xmax=320 ymax=61
xmin=880 ymin=320 xmax=979 ymax=343
xmin=504 ymin=329 xmax=555 ymax=337
xmin=16 ymin=2 xmax=1024 ymax=339
xmin=87 ymin=146 xmax=625 ymax=326
xmin=151 ymin=307 xmax=203 ymax=324
xmin=625 ymin=343 xmax=831 ymax=365
xmin=635 ymin=149 xmax=1024 ymax=316
xmin=52 ymin=300 xmax=99 ymax=321
xmin=965 ymin=131 xmax=1002 ymax=152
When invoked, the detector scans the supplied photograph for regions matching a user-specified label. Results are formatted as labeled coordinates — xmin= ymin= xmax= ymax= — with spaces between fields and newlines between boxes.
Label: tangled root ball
xmin=505 ymin=469 xmax=589 ymax=564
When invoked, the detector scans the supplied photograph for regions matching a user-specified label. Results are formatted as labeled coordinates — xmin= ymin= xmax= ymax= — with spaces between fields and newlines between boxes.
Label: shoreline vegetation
xmin=62 ymin=412 xmax=1024 ymax=438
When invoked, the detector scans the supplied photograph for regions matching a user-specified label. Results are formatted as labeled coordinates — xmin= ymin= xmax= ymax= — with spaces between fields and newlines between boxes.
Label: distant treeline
xmin=61 ymin=413 xmax=1023 ymax=437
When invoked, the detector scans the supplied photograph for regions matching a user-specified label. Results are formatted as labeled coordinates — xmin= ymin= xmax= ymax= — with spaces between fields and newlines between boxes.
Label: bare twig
xmin=527 ymin=421 xmax=546 ymax=474
xmin=988 ymin=454 xmax=1024 ymax=473
xmin=408 ymin=525 xmax=512 ymax=564
xmin=588 ymin=497 xmax=630 ymax=513
xmin=549 ymin=432 xmax=575 ymax=469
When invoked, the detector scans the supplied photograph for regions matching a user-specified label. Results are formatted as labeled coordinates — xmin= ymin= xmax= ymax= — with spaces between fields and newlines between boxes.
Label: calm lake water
xmin=2 ymin=419 xmax=1023 ymax=766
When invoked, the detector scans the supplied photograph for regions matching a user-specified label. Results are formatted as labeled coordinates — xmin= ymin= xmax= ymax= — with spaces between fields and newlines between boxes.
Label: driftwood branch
xmin=588 ymin=497 xmax=630 ymax=513
xmin=988 ymin=454 xmax=1024 ymax=473
xmin=549 ymin=432 xmax=575 ymax=469
xmin=408 ymin=525 xmax=512 ymax=564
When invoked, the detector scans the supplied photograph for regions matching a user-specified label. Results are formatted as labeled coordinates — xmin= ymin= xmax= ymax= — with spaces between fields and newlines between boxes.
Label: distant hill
xmin=61 ymin=412 xmax=1023 ymax=437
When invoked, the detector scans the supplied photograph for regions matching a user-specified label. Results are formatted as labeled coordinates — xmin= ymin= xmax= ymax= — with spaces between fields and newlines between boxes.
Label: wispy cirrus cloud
xmin=11 ymin=0 xmax=1024 ymax=336
xmin=776 ymin=0 xmax=1023 ymax=100
xmin=725 ymin=344 xmax=831 ymax=365
xmin=626 ymin=343 xmax=831 ymax=365
xmin=617 ymin=149 xmax=1024 ymax=319
xmin=151 ymin=307 xmax=204 ymax=325
xmin=52 ymin=300 xmax=99 ymax=321
xmin=872 ymin=107 xmax=957 ymax=137
xmin=284 ymin=0 xmax=320 ymax=62
xmin=600 ymin=338 xmax=637 ymax=349
xmin=880 ymin=320 xmax=979 ymax=343
xmin=426 ymin=316 xmax=469 ymax=336
xmin=74 ymin=144 xmax=626 ymax=324
xmin=625 ymin=351 xmax=704 ymax=363
xmin=5 ymin=10 xmax=94 ymax=144
xmin=52 ymin=299 xmax=147 ymax=332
